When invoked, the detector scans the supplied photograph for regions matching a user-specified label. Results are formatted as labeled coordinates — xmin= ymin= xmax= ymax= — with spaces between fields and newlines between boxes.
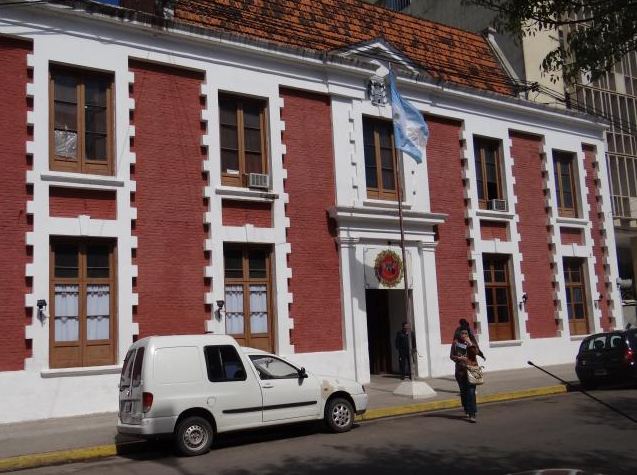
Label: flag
xmin=388 ymin=70 xmax=429 ymax=164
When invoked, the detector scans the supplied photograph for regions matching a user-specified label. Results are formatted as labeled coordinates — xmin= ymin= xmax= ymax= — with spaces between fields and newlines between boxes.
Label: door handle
xmin=262 ymin=383 xmax=274 ymax=389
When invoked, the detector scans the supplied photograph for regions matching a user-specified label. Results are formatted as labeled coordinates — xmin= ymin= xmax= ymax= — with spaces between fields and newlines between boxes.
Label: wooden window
xmin=553 ymin=151 xmax=579 ymax=217
xmin=49 ymin=67 xmax=114 ymax=175
xmin=49 ymin=239 xmax=117 ymax=368
xmin=483 ymin=255 xmax=515 ymax=341
xmin=363 ymin=118 xmax=398 ymax=200
xmin=224 ymin=246 xmax=273 ymax=352
xmin=564 ymin=258 xmax=590 ymax=335
xmin=219 ymin=93 xmax=268 ymax=187
xmin=474 ymin=137 xmax=503 ymax=209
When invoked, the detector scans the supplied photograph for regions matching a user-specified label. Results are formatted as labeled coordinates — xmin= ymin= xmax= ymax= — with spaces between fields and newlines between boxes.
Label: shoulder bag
xmin=466 ymin=364 xmax=484 ymax=385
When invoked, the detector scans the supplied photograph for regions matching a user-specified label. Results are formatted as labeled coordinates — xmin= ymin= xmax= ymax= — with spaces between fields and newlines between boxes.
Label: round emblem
xmin=374 ymin=250 xmax=403 ymax=288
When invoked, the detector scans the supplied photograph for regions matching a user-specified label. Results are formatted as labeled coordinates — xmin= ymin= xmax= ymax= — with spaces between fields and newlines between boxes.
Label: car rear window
xmin=132 ymin=347 xmax=145 ymax=387
xmin=581 ymin=333 xmax=625 ymax=351
xmin=204 ymin=345 xmax=246 ymax=382
xmin=120 ymin=349 xmax=136 ymax=390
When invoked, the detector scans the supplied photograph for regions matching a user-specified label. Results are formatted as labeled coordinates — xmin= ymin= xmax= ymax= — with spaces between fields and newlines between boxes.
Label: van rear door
xmin=119 ymin=347 xmax=145 ymax=425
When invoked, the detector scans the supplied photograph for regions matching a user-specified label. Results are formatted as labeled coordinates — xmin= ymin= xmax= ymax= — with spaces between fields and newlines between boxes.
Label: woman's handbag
xmin=466 ymin=365 xmax=484 ymax=385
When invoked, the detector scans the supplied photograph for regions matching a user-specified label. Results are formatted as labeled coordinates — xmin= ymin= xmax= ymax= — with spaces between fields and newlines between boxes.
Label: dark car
xmin=575 ymin=328 xmax=637 ymax=389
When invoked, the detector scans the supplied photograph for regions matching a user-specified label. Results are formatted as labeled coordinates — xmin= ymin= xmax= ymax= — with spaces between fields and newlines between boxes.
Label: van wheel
xmin=175 ymin=416 xmax=213 ymax=456
xmin=325 ymin=397 xmax=354 ymax=433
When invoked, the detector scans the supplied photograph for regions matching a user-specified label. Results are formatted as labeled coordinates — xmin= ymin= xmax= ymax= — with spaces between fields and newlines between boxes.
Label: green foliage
xmin=463 ymin=0 xmax=637 ymax=83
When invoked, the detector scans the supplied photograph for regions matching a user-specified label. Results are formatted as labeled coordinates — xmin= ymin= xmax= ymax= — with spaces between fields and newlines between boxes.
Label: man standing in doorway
xmin=395 ymin=321 xmax=416 ymax=380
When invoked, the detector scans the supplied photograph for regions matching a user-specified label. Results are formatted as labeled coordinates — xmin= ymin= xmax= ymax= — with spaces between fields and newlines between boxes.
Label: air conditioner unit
xmin=629 ymin=197 xmax=637 ymax=218
xmin=488 ymin=199 xmax=507 ymax=212
xmin=248 ymin=173 xmax=269 ymax=190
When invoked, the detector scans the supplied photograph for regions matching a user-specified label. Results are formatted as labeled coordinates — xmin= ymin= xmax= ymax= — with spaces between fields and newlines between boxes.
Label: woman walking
xmin=450 ymin=328 xmax=482 ymax=422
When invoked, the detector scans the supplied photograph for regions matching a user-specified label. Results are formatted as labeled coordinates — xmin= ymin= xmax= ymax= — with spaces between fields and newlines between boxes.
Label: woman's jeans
xmin=455 ymin=373 xmax=477 ymax=416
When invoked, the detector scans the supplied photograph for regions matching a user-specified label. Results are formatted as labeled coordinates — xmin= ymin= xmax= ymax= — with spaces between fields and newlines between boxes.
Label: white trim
xmin=41 ymin=365 xmax=122 ymax=378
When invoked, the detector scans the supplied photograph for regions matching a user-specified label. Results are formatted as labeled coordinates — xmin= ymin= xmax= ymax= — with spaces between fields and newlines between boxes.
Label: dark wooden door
xmin=366 ymin=289 xmax=392 ymax=374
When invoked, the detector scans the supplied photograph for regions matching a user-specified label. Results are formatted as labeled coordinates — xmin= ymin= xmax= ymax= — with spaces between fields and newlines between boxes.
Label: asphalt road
xmin=18 ymin=388 xmax=637 ymax=475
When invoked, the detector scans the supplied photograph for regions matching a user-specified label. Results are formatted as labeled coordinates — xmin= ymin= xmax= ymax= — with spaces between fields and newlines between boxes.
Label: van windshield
xmin=120 ymin=349 xmax=136 ymax=390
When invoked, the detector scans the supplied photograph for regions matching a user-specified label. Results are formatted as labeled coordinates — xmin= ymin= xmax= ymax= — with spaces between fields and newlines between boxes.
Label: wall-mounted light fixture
xmin=594 ymin=293 xmax=603 ymax=308
xmin=36 ymin=299 xmax=47 ymax=322
xmin=518 ymin=292 xmax=528 ymax=310
xmin=216 ymin=300 xmax=225 ymax=320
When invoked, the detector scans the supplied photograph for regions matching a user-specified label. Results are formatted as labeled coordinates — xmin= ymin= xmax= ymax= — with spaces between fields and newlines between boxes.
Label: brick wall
xmin=480 ymin=220 xmax=508 ymax=241
xmin=560 ymin=227 xmax=583 ymax=246
xmin=222 ymin=199 xmax=272 ymax=227
xmin=129 ymin=60 xmax=209 ymax=336
xmin=426 ymin=115 xmax=474 ymax=344
xmin=0 ymin=37 xmax=32 ymax=371
xmin=510 ymin=131 xmax=557 ymax=338
xmin=583 ymin=145 xmax=611 ymax=330
xmin=49 ymin=187 xmax=116 ymax=220
xmin=280 ymin=88 xmax=342 ymax=352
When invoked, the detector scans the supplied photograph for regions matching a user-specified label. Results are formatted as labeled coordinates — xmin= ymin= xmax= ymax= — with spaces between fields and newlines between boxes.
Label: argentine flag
xmin=389 ymin=70 xmax=429 ymax=164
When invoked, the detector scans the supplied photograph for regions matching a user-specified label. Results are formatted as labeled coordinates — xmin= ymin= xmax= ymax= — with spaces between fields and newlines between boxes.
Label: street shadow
xmin=420 ymin=413 xmax=470 ymax=422
xmin=124 ymin=438 xmax=634 ymax=475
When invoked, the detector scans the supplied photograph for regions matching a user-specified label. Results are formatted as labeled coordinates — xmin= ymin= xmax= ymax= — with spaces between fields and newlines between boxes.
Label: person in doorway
xmin=450 ymin=328 xmax=482 ymax=422
xmin=453 ymin=318 xmax=485 ymax=360
xmin=395 ymin=321 xmax=416 ymax=380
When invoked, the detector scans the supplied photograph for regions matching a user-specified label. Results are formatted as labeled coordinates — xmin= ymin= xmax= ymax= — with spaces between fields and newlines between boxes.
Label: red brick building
xmin=0 ymin=0 xmax=622 ymax=422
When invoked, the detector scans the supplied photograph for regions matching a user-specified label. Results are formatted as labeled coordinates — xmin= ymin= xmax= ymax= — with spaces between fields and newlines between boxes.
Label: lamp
xmin=594 ymin=293 xmax=603 ymax=308
xmin=215 ymin=300 xmax=225 ymax=320
xmin=518 ymin=292 xmax=528 ymax=310
xmin=36 ymin=299 xmax=47 ymax=322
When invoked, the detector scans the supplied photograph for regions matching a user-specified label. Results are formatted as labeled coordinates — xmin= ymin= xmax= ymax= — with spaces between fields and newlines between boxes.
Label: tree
xmin=463 ymin=0 xmax=637 ymax=83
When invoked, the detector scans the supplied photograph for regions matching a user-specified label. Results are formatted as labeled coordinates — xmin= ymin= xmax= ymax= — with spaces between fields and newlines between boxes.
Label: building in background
xmin=364 ymin=0 xmax=637 ymax=326
xmin=0 ymin=0 xmax=621 ymax=422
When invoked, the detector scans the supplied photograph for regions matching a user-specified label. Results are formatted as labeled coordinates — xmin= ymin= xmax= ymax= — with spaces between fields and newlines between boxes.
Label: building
xmin=365 ymin=0 xmax=637 ymax=326
xmin=0 ymin=0 xmax=622 ymax=423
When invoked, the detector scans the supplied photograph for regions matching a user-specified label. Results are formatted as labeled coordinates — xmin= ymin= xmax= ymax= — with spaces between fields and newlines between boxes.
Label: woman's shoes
xmin=469 ymin=414 xmax=477 ymax=423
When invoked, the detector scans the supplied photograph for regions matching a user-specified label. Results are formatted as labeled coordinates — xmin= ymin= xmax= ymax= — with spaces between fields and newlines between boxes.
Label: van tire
xmin=324 ymin=397 xmax=354 ymax=433
xmin=175 ymin=416 xmax=213 ymax=456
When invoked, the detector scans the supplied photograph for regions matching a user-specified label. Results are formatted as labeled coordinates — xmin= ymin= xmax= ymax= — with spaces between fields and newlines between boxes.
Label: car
xmin=117 ymin=335 xmax=368 ymax=456
xmin=575 ymin=328 xmax=637 ymax=389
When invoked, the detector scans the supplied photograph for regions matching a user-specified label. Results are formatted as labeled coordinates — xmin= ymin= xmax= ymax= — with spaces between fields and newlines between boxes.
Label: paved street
xmin=16 ymin=389 xmax=637 ymax=475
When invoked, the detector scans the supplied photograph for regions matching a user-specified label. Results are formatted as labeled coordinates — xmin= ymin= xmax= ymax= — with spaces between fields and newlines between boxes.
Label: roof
xmin=173 ymin=0 xmax=515 ymax=96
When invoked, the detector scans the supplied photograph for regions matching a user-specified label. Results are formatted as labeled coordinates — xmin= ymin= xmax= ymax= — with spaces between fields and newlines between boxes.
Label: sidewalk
xmin=0 ymin=363 xmax=577 ymax=472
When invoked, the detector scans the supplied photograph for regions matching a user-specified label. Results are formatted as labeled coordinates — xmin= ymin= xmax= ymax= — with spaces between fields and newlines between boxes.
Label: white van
xmin=117 ymin=335 xmax=368 ymax=455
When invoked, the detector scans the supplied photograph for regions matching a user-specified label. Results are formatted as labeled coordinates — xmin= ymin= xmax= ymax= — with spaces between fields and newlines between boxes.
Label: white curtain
xmin=249 ymin=284 xmax=268 ymax=334
xmin=54 ymin=285 xmax=79 ymax=342
xmin=87 ymin=285 xmax=110 ymax=340
xmin=225 ymin=285 xmax=244 ymax=335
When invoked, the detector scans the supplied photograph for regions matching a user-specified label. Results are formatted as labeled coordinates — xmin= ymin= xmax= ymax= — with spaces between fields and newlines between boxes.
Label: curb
xmin=0 ymin=385 xmax=567 ymax=472
xmin=357 ymin=384 xmax=567 ymax=420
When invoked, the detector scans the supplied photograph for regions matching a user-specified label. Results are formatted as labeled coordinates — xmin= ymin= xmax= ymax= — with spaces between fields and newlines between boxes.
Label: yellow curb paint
xmin=356 ymin=385 xmax=567 ymax=421
xmin=0 ymin=444 xmax=119 ymax=472
xmin=0 ymin=385 xmax=568 ymax=472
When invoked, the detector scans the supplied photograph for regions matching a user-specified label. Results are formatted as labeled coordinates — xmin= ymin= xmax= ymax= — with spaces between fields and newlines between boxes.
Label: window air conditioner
xmin=488 ymin=199 xmax=507 ymax=212
xmin=248 ymin=173 xmax=269 ymax=190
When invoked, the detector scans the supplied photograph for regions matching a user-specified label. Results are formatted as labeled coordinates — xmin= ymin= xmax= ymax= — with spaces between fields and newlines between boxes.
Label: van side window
xmin=120 ymin=349 xmax=135 ymax=390
xmin=132 ymin=347 xmax=145 ymax=387
xmin=204 ymin=345 xmax=247 ymax=382
xmin=249 ymin=355 xmax=299 ymax=379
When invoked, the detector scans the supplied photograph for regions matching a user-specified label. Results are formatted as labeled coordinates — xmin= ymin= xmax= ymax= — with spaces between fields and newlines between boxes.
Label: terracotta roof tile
xmin=173 ymin=0 xmax=515 ymax=96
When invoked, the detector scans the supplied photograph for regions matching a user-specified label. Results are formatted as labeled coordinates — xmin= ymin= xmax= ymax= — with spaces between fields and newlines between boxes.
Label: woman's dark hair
xmin=459 ymin=318 xmax=470 ymax=328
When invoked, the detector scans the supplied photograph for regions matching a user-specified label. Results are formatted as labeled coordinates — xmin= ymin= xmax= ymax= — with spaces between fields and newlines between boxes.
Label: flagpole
xmin=396 ymin=150 xmax=415 ymax=381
